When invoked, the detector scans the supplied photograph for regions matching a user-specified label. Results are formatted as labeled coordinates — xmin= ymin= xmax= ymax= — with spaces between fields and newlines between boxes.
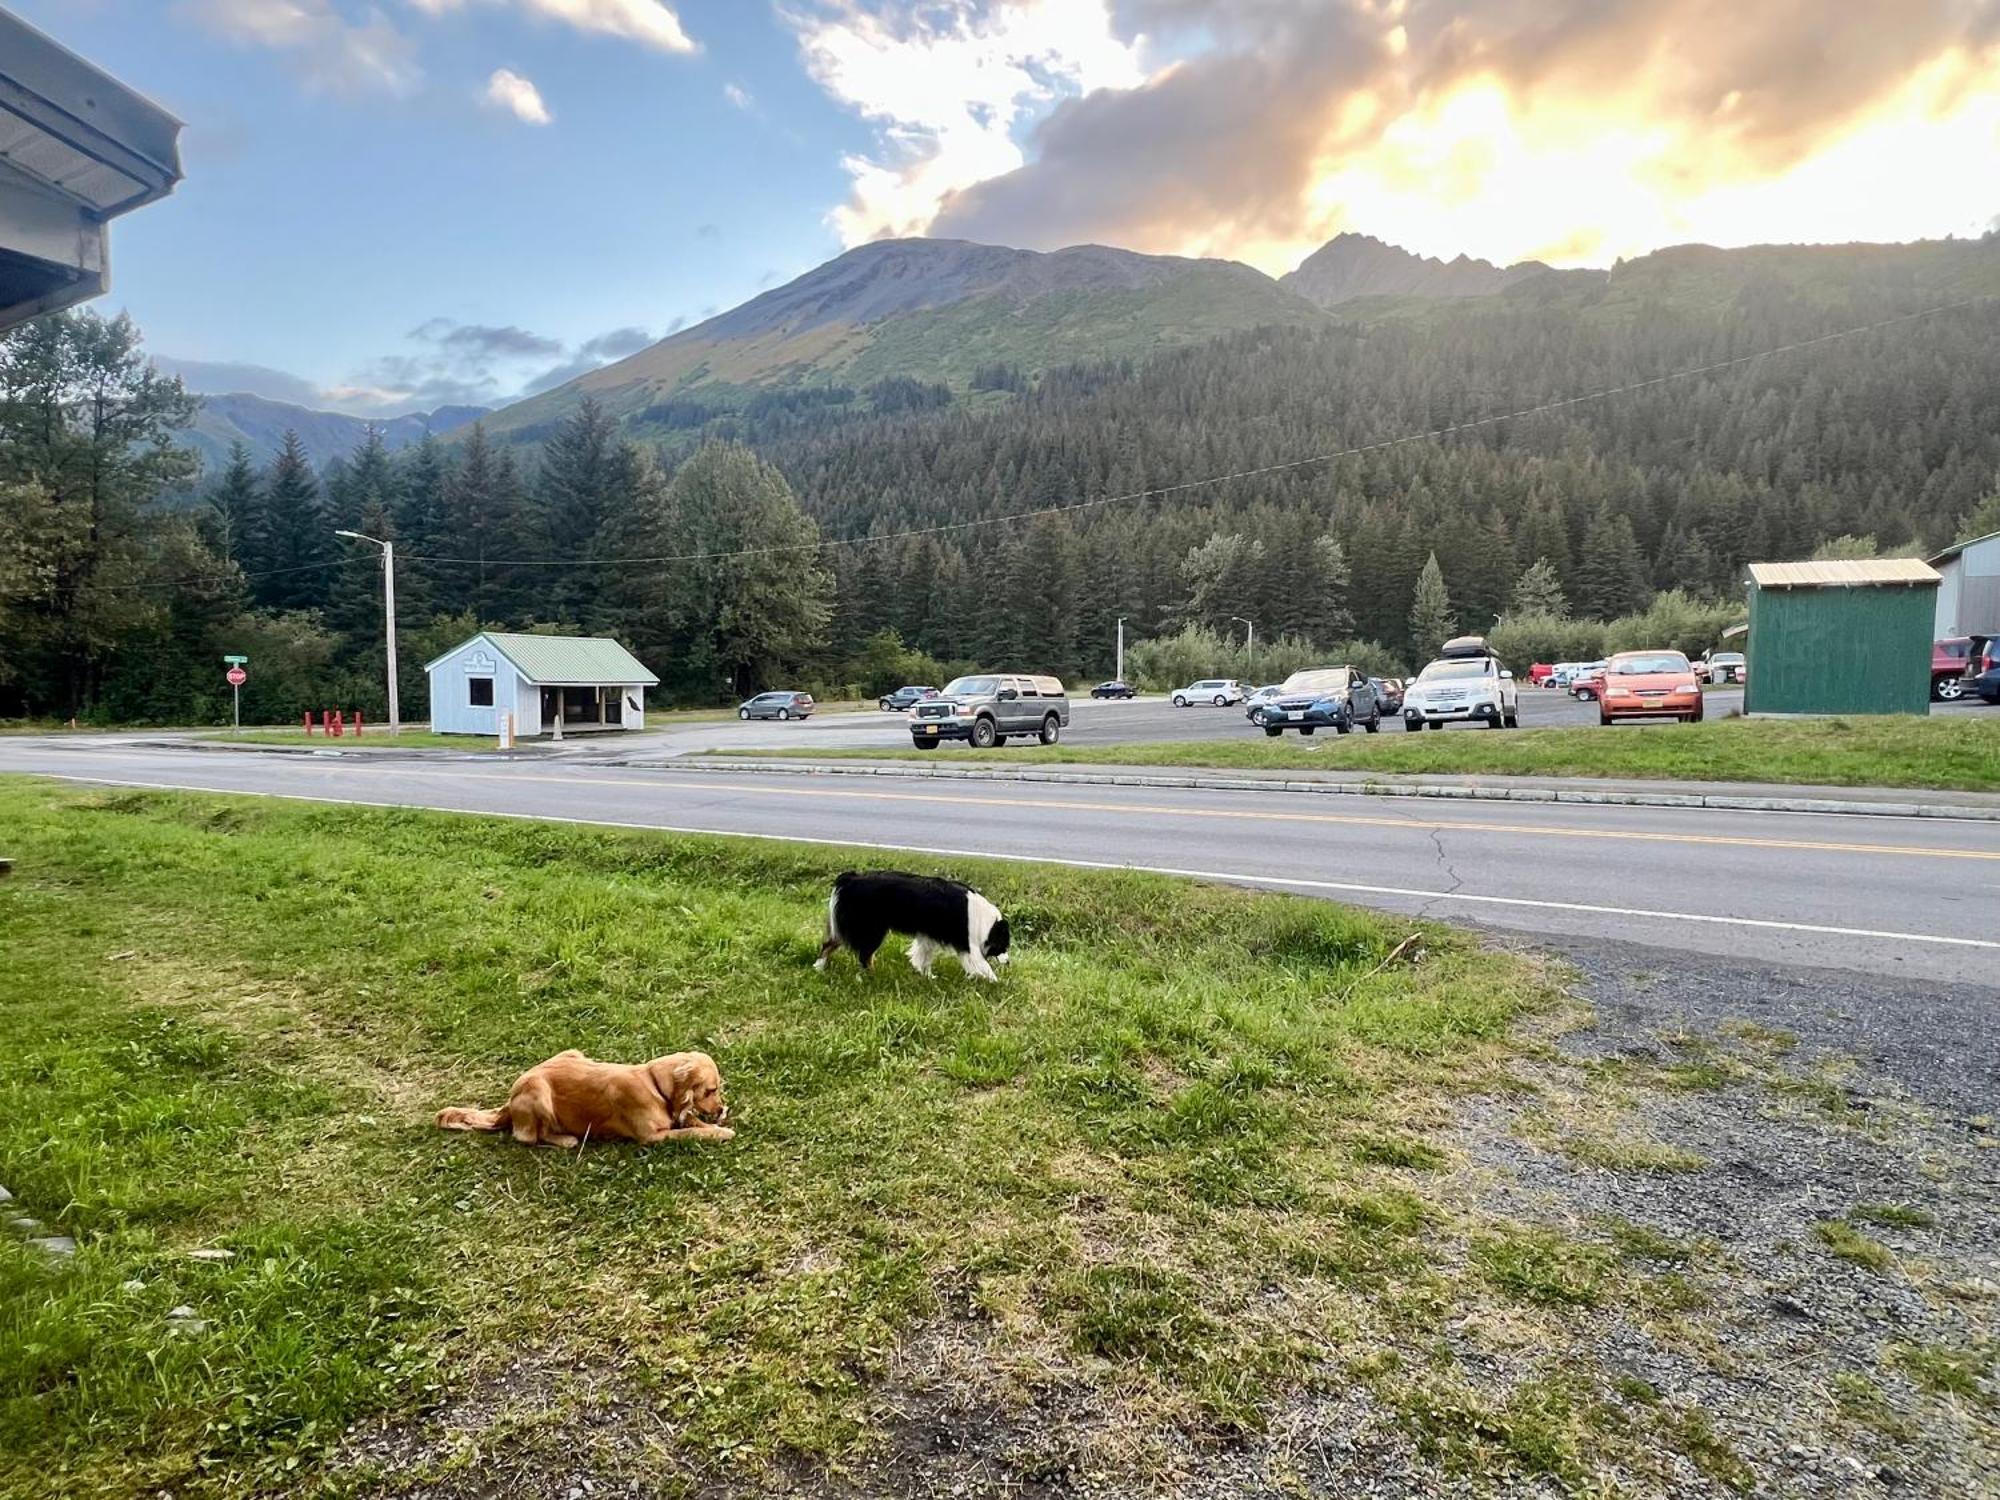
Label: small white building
xmin=1928 ymin=530 xmax=2000 ymax=640
xmin=424 ymin=632 xmax=658 ymax=737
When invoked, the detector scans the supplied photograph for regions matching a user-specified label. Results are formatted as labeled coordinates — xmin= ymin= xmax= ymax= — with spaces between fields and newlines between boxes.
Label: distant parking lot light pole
xmin=333 ymin=529 xmax=400 ymax=735
xmin=1231 ymin=616 xmax=1255 ymax=660
xmin=1116 ymin=616 xmax=1127 ymax=684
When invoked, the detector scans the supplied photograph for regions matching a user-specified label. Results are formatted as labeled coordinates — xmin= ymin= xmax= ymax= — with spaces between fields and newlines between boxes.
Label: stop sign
xmin=226 ymin=666 xmax=246 ymax=687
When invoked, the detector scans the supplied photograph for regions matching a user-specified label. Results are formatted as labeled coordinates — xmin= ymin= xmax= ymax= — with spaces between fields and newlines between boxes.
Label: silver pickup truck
xmin=909 ymin=673 xmax=1070 ymax=749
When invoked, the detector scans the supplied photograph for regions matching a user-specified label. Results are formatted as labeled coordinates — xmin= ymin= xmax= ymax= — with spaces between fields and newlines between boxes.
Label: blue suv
xmin=1250 ymin=667 xmax=1384 ymax=736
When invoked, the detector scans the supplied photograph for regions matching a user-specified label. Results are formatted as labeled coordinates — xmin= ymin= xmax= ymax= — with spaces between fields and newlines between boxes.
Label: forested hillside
xmin=3 ymin=234 xmax=1998 ymax=725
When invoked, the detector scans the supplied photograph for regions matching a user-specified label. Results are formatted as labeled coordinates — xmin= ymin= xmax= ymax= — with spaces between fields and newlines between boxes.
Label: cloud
xmin=410 ymin=319 xmax=565 ymax=359
xmin=578 ymin=325 xmax=654 ymax=359
xmin=799 ymin=0 xmax=2000 ymax=272
xmin=786 ymin=0 xmax=1146 ymax=244
xmin=180 ymin=0 xmax=421 ymax=94
xmin=150 ymin=355 xmax=333 ymax=407
xmin=412 ymin=0 xmax=695 ymax=53
xmin=484 ymin=67 xmax=553 ymax=123
xmin=724 ymin=81 xmax=753 ymax=110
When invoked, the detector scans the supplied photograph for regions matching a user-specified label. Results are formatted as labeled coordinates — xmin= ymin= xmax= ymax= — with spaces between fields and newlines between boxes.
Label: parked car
xmin=909 ymin=673 xmax=1070 ymax=749
xmin=1402 ymin=637 xmax=1518 ymax=730
xmin=1569 ymin=661 xmax=1609 ymax=701
xmin=739 ymin=691 xmax=815 ymax=721
xmin=1090 ymin=680 xmax=1138 ymax=699
xmin=1173 ymin=678 xmax=1245 ymax=707
xmin=1253 ymin=667 xmax=1382 ymax=736
xmin=1597 ymin=650 xmax=1704 ymax=724
xmin=1528 ymin=662 xmax=1556 ymax=687
xmin=1931 ymin=638 xmax=1999 ymax=701
xmin=1370 ymin=677 xmax=1405 ymax=713
xmin=1973 ymin=661 xmax=2000 ymax=705
xmin=1698 ymin=650 xmax=1747 ymax=685
xmin=1241 ymin=685 xmax=1284 ymax=720
xmin=878 ymin=684 xmax=937 ymax=711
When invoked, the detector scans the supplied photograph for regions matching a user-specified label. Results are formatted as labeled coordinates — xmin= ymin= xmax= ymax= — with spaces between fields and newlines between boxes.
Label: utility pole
xmin=1231 ymin=615 xmax=1255 ymax=663
xmin=1116 ymin=617 xmax=1127 ymax=683
xmin=334 ymin=530 xmax=401 ymax=734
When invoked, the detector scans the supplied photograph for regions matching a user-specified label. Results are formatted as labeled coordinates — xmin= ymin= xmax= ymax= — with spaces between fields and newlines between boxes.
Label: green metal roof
xmin=425 ymin=631 xmax=658 ymax=685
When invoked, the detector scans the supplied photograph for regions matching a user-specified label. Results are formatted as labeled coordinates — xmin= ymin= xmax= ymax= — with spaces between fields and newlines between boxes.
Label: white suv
xmin=1173 ymin=678 xmax=1245 ymax=707
xmin=1402 ymin=637 xmax=1519 ymax=730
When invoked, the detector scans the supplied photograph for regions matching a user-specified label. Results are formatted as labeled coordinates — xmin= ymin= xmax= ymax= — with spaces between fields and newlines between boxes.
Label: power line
xmin=406 ymin=293 xmax=1992 ymax=572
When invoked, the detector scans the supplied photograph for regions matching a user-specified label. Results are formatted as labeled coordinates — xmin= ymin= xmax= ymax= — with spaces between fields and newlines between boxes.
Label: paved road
xmin=4 ymin=738 xmax=1995 ymax=987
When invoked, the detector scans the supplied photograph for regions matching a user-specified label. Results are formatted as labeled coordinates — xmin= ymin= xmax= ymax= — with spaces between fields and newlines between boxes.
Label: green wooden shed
xmin=1744 ymin=559 xmax=1941 ymax=716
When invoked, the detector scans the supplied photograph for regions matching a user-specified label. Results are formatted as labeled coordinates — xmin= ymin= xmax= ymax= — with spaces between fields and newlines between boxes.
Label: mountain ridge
xmin=181 ymin=393 xmax=488 ymax=473
xmin=1280 ymin=232 xmax=1559 ymax=307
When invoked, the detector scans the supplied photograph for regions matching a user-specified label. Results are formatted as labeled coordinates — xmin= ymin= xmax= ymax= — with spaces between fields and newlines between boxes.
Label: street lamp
xmin=1230 ymin=616 xmax=1255 ymax=661
xmin=334 ymin=529 xmax=400 ymax=735
xmin=1115 ymin=616 xmax=1128 ymax=684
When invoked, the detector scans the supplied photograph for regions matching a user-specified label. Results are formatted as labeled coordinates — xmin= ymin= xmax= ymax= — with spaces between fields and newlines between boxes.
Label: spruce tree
xmin=1510 ymin=557 xmax=1569 ymax=618
xmin=1408 ymin=552 xmax=1457 ymax=659
xmin=205 ymin=441 xmax=262 ymax=567
xmin=257 ymin=430 xmax=328 ymax=611
xmin=1573 ymin=508 xmax=1652 ymax=621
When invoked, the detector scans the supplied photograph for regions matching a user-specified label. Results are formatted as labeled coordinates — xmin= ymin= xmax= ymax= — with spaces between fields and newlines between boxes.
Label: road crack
xmin=1417 ymin=824 xmax=1465 ymax=922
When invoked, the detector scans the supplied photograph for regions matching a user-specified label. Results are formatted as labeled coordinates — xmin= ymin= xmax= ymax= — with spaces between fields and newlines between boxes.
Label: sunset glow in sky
xmin=16 ymin=0 xmax=1999 ymax=414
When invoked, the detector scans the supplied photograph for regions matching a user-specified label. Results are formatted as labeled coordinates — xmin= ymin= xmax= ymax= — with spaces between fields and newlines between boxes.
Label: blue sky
xmin=19 ymin=0 xmax=875 ymax=413
xmin=18 ymin=2 xmax=2000 ymax=418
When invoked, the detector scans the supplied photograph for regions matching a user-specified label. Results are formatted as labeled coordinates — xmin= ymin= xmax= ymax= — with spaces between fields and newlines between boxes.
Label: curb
xmin=636 ymin=758 xmax=2000 ymax=823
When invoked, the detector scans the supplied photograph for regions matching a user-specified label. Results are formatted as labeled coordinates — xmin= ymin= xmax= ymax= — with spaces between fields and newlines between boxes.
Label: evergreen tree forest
xmin=4 ymin=235 xmax=1999 ymax=725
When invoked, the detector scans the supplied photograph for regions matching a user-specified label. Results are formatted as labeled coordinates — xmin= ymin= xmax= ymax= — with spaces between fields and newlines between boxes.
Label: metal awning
xmin=1746 ymin=558 xmax=1940 ymax=590
xmin=0 ymin=10 xmax=183 ymax=330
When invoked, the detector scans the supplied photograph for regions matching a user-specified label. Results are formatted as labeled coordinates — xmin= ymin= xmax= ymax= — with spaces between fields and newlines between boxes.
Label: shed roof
xmin=1927 ymin=530 xmax=2000 ymax=567
xmin=1746 ymin=558 xmax=1940 ymax=590
xmin=424 ymin=631 xmax=659 ymax=685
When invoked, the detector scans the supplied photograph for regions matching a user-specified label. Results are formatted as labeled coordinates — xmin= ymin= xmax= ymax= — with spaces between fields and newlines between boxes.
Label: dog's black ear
xmin=986 ymin=917 xmax=1011 ymax=957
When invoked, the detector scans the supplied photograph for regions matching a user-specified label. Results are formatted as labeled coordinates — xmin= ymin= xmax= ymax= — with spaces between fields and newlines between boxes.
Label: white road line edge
xmin=31 ymin=771 xmax=2000 ymax=952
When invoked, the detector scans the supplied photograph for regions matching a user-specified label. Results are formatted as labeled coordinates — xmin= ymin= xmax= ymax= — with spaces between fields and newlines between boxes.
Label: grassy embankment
xmin=0 ymin=780 xmax=1805 ymax=1497
xmin=734 ymin=716 xmax=2000 ymax=794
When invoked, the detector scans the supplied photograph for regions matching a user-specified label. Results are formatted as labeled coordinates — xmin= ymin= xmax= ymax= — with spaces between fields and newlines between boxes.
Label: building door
xmin=540 ymin=686 xmax=558 ymax=728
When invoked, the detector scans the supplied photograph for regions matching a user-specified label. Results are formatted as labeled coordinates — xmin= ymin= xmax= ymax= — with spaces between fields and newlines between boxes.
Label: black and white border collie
xmin=814 ymin=871 xmax=1011 ymax=981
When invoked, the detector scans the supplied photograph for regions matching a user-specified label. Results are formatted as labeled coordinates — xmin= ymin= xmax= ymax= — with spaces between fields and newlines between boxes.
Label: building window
xmin=468 ymin=677 xmax=494 ymax=707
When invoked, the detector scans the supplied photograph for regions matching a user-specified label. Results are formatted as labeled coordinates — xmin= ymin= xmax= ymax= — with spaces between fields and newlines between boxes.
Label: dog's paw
xmin=709 ymin=1125 xmax=736 ymax=1142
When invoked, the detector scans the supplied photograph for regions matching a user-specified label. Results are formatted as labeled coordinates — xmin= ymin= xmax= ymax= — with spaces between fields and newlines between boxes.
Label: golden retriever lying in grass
xmin=437 ymin=1049 xmax=733 ymax=1147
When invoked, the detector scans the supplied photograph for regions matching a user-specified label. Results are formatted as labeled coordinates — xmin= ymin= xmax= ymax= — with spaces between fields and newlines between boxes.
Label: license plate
xmin=924 ymin=725 xmax=938 ymax=734
xmin=1287 ymin=710 xmax=1303 ymax=720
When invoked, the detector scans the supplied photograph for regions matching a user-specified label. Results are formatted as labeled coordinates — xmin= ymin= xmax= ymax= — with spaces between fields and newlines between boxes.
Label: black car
xmin=1370 ymin=677 xmax=1404 ymax=714
xmin=1090 ymin=680 xmax=1137 ymax=699
xmin=1973 ymin=664 xmax=2000 ymax=705
xmin=878 ymin=685 xmax=937 ymax=711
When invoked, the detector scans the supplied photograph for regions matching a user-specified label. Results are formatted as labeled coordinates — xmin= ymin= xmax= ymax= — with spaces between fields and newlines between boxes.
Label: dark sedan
xmin=878 ymin=685 xmax=937 ymax=711
xmin=739 ymin=691 xmax=815 ymax=721
xmin=1973 ymin=665 xmax=2000 ymax=705
xmin=1090 ymin=680 xmax=1137 ymax=699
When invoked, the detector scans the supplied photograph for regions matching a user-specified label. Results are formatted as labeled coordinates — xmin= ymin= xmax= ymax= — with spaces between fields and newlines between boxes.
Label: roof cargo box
xmin=1439 ymin=636 xmax=1492 ymax=659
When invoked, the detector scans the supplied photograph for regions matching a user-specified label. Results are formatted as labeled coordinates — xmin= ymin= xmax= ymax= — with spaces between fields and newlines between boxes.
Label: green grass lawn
xmin=737 ymin=716 xmax=2000 ymax=793
xmin=0 ymin=781 xmax=1774 ymax=1497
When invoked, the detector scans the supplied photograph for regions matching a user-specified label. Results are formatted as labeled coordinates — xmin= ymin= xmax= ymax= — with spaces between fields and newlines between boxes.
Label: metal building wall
xmin=1745 ymin=584 xmax=1936 ymax=716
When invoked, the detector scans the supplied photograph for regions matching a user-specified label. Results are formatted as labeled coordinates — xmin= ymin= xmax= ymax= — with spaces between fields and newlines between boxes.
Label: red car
xmin=1598 ymin=650 xmax=1704 ymax=724
xmin=1528 ymin=662 xmax=1555 ymax=686
xmin=1932 ymin=637 xmax=1998 ymax=701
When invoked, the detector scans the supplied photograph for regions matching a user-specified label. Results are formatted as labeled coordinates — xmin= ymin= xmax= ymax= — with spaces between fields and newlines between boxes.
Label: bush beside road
xmin=729 ymin=715 xmax=2000 ymax=793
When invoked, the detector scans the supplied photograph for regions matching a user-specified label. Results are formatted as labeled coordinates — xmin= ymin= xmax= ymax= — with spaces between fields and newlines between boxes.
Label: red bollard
xmin=354 ymin=711 xmax=364 ymax=738
xmin=331 ymin=709 xmax=344 ymax=738
xmin=321 ymin=710 xmax=331 ymax=736
xmin=303 ymin=711 xmax=313 ymax=736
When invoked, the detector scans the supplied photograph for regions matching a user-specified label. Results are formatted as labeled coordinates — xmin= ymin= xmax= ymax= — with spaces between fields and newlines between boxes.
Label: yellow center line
xmin=378 ymin=766 xmax=2000 ymax=864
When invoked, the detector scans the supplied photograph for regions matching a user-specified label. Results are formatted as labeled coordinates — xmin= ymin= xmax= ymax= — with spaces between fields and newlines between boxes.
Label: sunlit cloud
xmin=484 ymin=67 xmax=553 ymax=124
xmin=787 ymin=0 xmax=1147 ymax=244
xmin=181 ymin=0 xmax=422 ymax=95
xmin=409 ymin=0 xmax=696 ymax=53
xmin=801 ymin=0 xmax=2000 ymax=270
